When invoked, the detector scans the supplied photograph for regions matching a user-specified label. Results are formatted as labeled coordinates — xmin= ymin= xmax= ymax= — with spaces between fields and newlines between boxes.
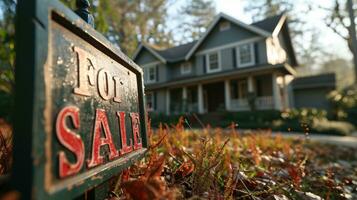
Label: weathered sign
xmin=13 ymin=0 xmax=148 ymax=199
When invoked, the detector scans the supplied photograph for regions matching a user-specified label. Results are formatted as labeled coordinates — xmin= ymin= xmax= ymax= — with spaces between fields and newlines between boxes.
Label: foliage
xmin=112 ymin=119 xmax=357 ymax=199
xmin=0 ymin=0 xmax=15 ymax=95
xmin=328 ymin=86 xmax=357 ymax=120
xmin=0 ymin=119 xmax=12 ymax=175
xmin=178 ymin=0 xmax=216 ymax=42
xmin=149 ymin=109 xmax=355 ymax=135
xmin=60 ymin=0 xmax=175 ymax=56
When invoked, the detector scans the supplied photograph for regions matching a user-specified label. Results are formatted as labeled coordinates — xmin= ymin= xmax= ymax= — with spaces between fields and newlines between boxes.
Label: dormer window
xmin=181 ymin=62 xmax=192 ymax=74
xmin=237 ymin=43 xmax=255 ymax=67
xmin=219 ymin=21 xmax=231 ymax=31
xmin=206 ymin=52 xmax=221 ymax=73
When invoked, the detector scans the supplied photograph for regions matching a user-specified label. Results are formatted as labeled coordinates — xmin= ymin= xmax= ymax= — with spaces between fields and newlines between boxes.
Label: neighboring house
xmin=292 ymin=73 xmax=336 ymax=110
xmin=133 ymin=13 xmax=298 ymax=115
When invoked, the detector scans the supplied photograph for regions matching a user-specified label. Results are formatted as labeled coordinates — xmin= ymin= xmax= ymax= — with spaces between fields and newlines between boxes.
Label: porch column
xmin=247 ymin=76 xmax=254 ymax=92
xmin=282 ymin=76 xmax=289 ymax=109
xmin=198 ymin=84 xmax=204 ymax=114
xmin=182 ymin=87 xmax=187 ymax=99
xmin=166 ymin=89 xmax=170 ymax=115
xmin=224 ymin=80 xmax=231 ymax=111
xmin=182 ymin=87 xmax=187 ymax=112
xmin=272 ymin=73 xmax=282 ymax=110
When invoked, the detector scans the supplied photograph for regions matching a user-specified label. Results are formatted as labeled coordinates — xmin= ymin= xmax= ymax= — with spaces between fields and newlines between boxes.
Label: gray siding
xmin=157 ymin=63 xmax=167 ymax=83
xmin=155 ymin=89 xmax=167 ymax=113
xmin=195 ymin=55 xmax=205 ymax=76
xmin=135 ymin=49 xmax=159 ymax=65
xmin=256 ymin=40 xmax=267 ymax=64
xmin=168 ymin=58 xmax=196 ymax=80
xmin=221 ymin=48 xmax=234 ymax=70
xmin=293 ymin=88 xmax=331 ymax=110
xmin=197 ymin=19 xmax=259 ymax=52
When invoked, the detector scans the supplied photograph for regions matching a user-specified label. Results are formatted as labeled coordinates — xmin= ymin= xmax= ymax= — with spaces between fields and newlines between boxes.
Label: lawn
xmin=0 ymin=118 xmax=356 ymax=199
xmin=113 ymin=118 xmax=357 ymax=199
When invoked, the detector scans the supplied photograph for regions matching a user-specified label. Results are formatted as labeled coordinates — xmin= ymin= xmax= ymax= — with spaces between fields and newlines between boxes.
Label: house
xmin=292 ymin=73 xmax=336 ymax=110
xmin=133 ymin=13 xmax=297 ymax=115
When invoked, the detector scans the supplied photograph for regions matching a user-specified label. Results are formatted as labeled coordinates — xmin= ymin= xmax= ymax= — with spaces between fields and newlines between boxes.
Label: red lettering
xmin=87 ymin=109 xmax=119 ymax=168
xmin=130 ymin=113 xmax=142 ymax=150
xmin=56 ymin=106 xmax=84 ymax=178
xmin=116 ymin=112 xmax=133 ymax=155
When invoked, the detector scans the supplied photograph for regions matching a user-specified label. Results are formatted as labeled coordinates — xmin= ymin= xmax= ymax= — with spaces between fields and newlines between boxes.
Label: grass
xmin=114 ymin=118 xmax=357 ymax=199
xmin=0 ymin=118 xmax=356 ymax=199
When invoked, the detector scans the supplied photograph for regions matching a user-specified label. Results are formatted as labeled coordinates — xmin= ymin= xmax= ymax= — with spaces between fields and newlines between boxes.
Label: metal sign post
xmin=13 ymin=0 xmax=148 ymax=199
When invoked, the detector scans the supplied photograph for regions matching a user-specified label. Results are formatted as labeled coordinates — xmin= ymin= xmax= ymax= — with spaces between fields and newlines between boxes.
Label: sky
xmin=0 ymin=0 xmax=352 ymax=62
xmin=168 ymin=0 xmax=352 ymax=62
xmin=222 ymin=0 xmax=353 ymax=61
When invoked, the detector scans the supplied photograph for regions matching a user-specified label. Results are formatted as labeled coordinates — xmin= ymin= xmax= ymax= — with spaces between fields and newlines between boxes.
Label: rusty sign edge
xmin=13 ymin=0 xmax=148 ymax=199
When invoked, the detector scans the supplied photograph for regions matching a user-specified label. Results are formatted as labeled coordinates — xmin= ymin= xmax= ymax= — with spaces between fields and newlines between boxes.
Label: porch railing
xmin=230 ymin=96 xmax=274 ymax=111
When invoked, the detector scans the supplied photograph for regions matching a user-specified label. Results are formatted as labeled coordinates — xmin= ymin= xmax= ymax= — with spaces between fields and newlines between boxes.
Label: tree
xmin=0 ymin=0 xmax=16 ymax=120
xmin=244 ymin=0 xmax=293 ymax=22
xmin=0 ymin=0 xmax=15 ymax=94
xmin=179 ymin=0 xmax=216 ymax=42
xmin=60 ymin=0 xmax=175 ymax=55
xmin=323 ymin=0 xmax=357 ymax=84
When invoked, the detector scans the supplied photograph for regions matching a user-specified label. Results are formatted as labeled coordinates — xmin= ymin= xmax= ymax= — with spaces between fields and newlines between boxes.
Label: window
xmin=146 ymin=92 xmax=155 ymax=111
xmin=237 ymin=43 xmax=255 ymax=67
xmin=144 ymin=65 xmax=156 ymax=83
xmin=206 ymin=52 xmax=221 ymax=73
xmin=219 ymin=21 xmax=231 ymax=31
xmin=181 ymin=62 xmax=192 ymax=74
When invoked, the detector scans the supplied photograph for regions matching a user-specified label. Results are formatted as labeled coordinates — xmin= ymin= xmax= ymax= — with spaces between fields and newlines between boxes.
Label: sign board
xmin=13 ymin=0 xmax=148 ymax=199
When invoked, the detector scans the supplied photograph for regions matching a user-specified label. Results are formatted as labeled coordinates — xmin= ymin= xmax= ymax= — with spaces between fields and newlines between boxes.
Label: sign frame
xmin=13 ymin=0 xmax=148 ymax=199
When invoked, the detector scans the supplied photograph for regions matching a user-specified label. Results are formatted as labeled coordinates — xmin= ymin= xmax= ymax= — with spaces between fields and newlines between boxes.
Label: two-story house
xmin=133 ymin=13 xmax=297 ymax=115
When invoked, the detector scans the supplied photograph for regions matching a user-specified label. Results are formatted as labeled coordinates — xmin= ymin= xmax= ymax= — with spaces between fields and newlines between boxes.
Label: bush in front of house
xmin=148 ymin=108 xmax=355 ymax=135
xmin=311 ymin=119 xmax=355 ymax=136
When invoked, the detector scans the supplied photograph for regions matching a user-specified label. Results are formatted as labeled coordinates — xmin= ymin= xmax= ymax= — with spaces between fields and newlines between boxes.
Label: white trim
xmin=142 ymin=61 xmax=161 ymax=67
xmin=236 ymin=43 xmax=255 ymax=68
xmin=198 ymin=84 xmax=204 ymax=114
xmin=132 ymin=43 xmax=167 ymax=64
xmin=195 ymin=37 xmax=261 ymax=56
xmin=166 ymin=89 xmax=170 ymax=115
xmin=272 ymin=14 xmax=287 ymax=37
xmin=185 ymin=12 xmax=271 ymax=60
xmin=180 ymin=62 xmax=192 ymax=75
xmin=224 ymin=80 xmax=231 ymax=111
xmin=205 ymin=51 xmax=222 ymax=73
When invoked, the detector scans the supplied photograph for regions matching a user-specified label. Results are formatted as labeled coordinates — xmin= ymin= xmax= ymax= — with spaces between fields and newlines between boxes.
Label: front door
xmin=204 ymin=82 xmax=225 ymax=112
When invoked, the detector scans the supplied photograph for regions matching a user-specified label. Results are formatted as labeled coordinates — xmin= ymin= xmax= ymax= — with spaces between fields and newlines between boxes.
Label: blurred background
xmin=1 ymin=0 xmax=357 ymax=133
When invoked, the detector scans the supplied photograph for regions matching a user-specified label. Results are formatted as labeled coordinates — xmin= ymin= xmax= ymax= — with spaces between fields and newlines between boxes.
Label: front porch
xmin=155 ymin=73 xmax=290 ymax=115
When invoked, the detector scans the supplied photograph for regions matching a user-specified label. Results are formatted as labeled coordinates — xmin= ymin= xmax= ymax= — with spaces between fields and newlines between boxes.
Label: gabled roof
xmin=185 ymin=12 xmax=272 ymax=59
xmin=252 ymin=14 xmax=285 ymax=34
xmin=133 ymin=13 xmax=288 ymax=63
xmin=132 ymin=43 xmax=167 ymax=63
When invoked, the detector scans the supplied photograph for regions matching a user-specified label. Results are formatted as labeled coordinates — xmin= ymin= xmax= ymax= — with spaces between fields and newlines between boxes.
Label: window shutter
xmin=232 ymin=48 xmax=237 ymax=68
xmin=254 ymin=43 xmax=259 ymax=64
xmin=156 ymin=65 xmax=159 ymax=82
xmin=203 ymin=55 xmax=206 ymax=73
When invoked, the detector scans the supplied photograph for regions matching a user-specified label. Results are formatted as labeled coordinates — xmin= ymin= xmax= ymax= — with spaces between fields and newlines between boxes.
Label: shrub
xmin=312 ymin=119 xmax=355 ymax=136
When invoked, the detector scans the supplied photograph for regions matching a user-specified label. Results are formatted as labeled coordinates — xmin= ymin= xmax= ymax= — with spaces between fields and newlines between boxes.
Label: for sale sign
xmin=13 ymin=0 xmax=148 ymax=199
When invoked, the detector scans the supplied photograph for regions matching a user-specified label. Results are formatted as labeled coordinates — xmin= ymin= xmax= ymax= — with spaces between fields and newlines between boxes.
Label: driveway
xmin=271 ymin=131 xmax=357 ymax=148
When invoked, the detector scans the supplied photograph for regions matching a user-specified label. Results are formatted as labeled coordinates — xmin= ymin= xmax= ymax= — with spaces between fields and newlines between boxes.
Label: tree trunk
xmin=347 ymin=0 xmax=357 ymax=84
